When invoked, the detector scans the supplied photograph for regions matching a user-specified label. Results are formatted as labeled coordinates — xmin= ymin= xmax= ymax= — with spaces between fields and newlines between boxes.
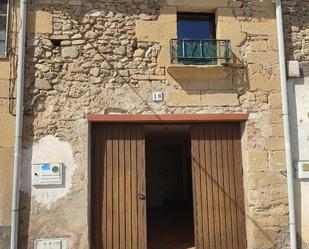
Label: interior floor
xmin=146 ymin=125 xmax=195 ymax=249
xmin=147 ymin=201 xmax=194 ymax=249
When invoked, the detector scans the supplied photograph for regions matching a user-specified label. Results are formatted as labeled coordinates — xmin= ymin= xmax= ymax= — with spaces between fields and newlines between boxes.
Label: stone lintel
xmin=166 ymin=64 xmax=232 ymax=82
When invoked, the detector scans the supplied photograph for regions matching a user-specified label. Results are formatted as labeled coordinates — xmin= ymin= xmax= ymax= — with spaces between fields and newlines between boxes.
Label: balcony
xmin=167 ymin=39 xmax=232 ymax=83
xmin=169 ymin=39 xmax=232 ymax=66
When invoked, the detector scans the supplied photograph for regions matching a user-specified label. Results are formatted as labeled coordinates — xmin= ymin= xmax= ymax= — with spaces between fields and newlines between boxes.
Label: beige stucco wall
xmin=0 ymin=0 xmax=291 ymax=248
xmin=0 ymin=3 xmax=16 ymax=230
xmin=0 ymin=3 xmax=53 ymax=248
xmin=0 ymin=4 xmax=17 ymax=248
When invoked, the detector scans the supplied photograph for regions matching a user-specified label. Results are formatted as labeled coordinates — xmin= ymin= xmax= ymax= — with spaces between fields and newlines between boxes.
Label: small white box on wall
xmin=34 ymin=238 xmax=68 ymax=249
xmin=32 ymin=163 xmax=64 ymax=187
xmin=288 ymin=60 xmax=300 ymax=78
xmin=296 ymin=161 xmax=309 ymax=179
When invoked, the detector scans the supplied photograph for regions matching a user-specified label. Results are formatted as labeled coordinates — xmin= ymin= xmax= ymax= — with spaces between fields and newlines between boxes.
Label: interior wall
xmin=146 ymin=128 xmax=190 ymax=208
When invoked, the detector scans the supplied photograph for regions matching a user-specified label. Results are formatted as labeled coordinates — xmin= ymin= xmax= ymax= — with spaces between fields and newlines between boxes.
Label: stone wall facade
xmin=5 ymin=0 xmax=290 ymax=248
xmin=282 ymin=0 xmax=309 ymax=62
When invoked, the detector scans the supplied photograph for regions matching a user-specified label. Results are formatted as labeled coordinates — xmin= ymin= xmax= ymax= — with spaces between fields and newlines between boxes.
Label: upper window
xmin=0 ymin=0 xmax=9 ymax=58
xmin=177 ymin=13 xmax=215 ymax=40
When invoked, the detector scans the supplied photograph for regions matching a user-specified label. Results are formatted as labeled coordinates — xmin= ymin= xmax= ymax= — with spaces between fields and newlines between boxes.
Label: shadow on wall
xmin=288 ymin=75 xmax=309 ymax=249
xmin=281 ymin=0 xmax=309 ymax=62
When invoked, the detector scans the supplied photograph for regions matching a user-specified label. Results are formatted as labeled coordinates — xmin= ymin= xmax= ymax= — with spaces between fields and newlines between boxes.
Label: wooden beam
xmin=87 ymin=114 xmax=248 ymax=123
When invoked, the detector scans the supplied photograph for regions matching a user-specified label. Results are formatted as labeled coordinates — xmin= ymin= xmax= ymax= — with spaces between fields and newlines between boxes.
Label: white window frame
xmin=0 ymin=0 xmax=9 ymax=58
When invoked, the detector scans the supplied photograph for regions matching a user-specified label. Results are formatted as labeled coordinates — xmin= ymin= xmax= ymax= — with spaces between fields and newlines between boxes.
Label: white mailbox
xmin=35 ymin=238 xmax=68 ymax=249
xmin=296 ymin=161 xmax=309 ymax=179
xmin=32 ymin=163 xmax=64 ymax=187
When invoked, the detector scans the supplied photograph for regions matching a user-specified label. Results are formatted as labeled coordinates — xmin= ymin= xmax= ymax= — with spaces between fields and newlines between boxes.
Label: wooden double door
xmin=91 ymin=123 xmax=246 ymax=249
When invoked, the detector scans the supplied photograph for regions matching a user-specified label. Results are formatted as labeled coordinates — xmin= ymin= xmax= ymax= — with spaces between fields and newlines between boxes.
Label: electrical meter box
xmin=34 ymin=238 xmax=68 ymax=249
xmin=32 ymin=163 xmax=64 ymax=187
xmin=296 ymin=161 xmax=309 ymax=179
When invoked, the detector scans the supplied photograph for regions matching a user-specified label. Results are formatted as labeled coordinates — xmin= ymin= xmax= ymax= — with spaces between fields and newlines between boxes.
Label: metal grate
xmin=170 ymin=39 xmax=232 ymax=66
xmin=0 ymin=0 xmax=8 ymax=57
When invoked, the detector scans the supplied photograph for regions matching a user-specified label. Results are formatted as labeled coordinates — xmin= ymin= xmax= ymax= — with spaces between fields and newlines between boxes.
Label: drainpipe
xmin=10 ymin=0 xmax=27 ymax=248
xmin=275 ymin=1 xmax=297 ymax=249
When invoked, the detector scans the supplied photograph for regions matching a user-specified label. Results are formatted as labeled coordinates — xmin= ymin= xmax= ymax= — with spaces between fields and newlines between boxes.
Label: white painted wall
xmin=288 ymin=77 xmax=309 ymax=245
xmin=21 ymin=135 xmax=78 ymax=208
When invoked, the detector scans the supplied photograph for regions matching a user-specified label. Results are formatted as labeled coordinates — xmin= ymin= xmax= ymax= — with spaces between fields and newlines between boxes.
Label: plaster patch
xmin=21 ymin=135 xmax=77 ymax=207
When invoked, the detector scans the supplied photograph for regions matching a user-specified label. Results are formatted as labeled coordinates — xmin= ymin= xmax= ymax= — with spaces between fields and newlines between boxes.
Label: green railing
xmin=170 ymin=39 xmax=232 ymax=65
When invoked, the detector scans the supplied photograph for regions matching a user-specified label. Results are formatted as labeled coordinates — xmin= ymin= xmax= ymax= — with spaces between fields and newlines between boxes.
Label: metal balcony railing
xmin=170 ymin=39 xmax=232 ymax=65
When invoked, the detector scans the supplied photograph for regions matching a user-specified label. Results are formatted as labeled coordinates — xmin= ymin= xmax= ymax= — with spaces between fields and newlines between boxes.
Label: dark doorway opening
xmin=145 ymin=125 xmax=195 ymax=249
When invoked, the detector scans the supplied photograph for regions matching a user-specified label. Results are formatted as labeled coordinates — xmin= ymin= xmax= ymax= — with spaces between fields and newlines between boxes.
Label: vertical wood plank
xmin=204 ymin=125 xmax=215 ymax=249
xmin=102 ymin=127 xmax=107 ymax=249
xmin=232 ymin=124 xmax=247 ymax=249
xmin=199 ymin=126 xmax=209 ymax=249
xmin=106 ymin=127 xmax=113 ymax=249
xmin=216 ymin=124 xmax=227 ymax=249
xmin=227 ymin=125 xmax=239 ymax=249
xmin=91 ymin=126 xmax=98 ymax=248
xmin=125 ymin=128 xmax=132 ymax=249
xmin=112 ymin=128 xmax=120 ymax=249
xmin=131 ymin=128 xmax=138 ymax=249
xmin=191 ymin=127 xmax=203 ymax=249
xmin=221 ymin=124 xmax=233 ymax=249
xmin=137 ymin=127 xmax=147 ymax=249
xmin=119 ymin=127 xmax=125 ymax=249
xmin=210 ymin=124 xmax=222 ymax=249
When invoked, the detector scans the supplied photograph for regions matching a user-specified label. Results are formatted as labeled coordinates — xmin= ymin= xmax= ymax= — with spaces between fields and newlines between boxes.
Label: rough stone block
xmin=241 ymin=20 xmax=277 ymax=36
xmin=27 ymin=11 xmax=53 ymax=34
xmin=265 ymin=137 xmax=285 ymax=151
xmin=166 ymin=0 xmax=228 ymax=10
xmin=229 ymin=1 xmax=243 ymax=8
xmin=270 ymin=151 xmax=286 ymax=170
xmin=135 ymin=6 xmax=177 ymax=67
xmin=269 ymin=109 xmax=283 ymax=124
xmin=0 ymin=148 xmax=13 ymax=226
xmin=269 ymin=93 xmax=282 ymax=109
xmin=248 ymin=150 xmax=268 ymax=171
xmin=201 ymin=91 xmax=239 ymax=106
xmin=0 ymin=80 xmax=11 ymax=98
xmin=247 ymin=189 xmax=288 ymax=209
xmin=246 ymin=51 xmax=279 ymax=64
xmin=216 ymin=8 xmax=245 ymax=53
xmin=0 ymin=115 xmax=15 ymax=148
xmin=249 ymin=207 xmax=289 ymax=227
xmin=249 ymin=78 xmax=281 ymax=91
xmin=271 ymin=124 xmax=284 ymax=137
xmin=246 ymin=227 xmax=281 ymax=248
xmin=249 ymin=40 xmax=268 ymax=52
xmin=0 ymin=62 xmax=11 ymax=80
xmin=69 ymin=0 xmax=82 ymax=5
xmin=166 ymin=90 xmax=201 ymax=106
xmin=268 ymin=36 xmax=279 ymax=51
xmin=247 ymin=171 xmax=287 ymax=190
xmin=0 ymin=227 xmax=10 ymax=249
xmin=62 ymin=47 xmax=79 ymax=59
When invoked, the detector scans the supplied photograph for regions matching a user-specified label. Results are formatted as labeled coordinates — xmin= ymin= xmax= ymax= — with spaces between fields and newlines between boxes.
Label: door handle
xmin=138 ymin=193 xmax=146 ymax=200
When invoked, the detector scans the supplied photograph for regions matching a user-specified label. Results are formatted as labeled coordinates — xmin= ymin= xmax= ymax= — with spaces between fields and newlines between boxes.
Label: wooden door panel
xmin=191 ymin=123 xmax=246 ymax=249
xmin=91 ymin=126 xmax=147 ymax=249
